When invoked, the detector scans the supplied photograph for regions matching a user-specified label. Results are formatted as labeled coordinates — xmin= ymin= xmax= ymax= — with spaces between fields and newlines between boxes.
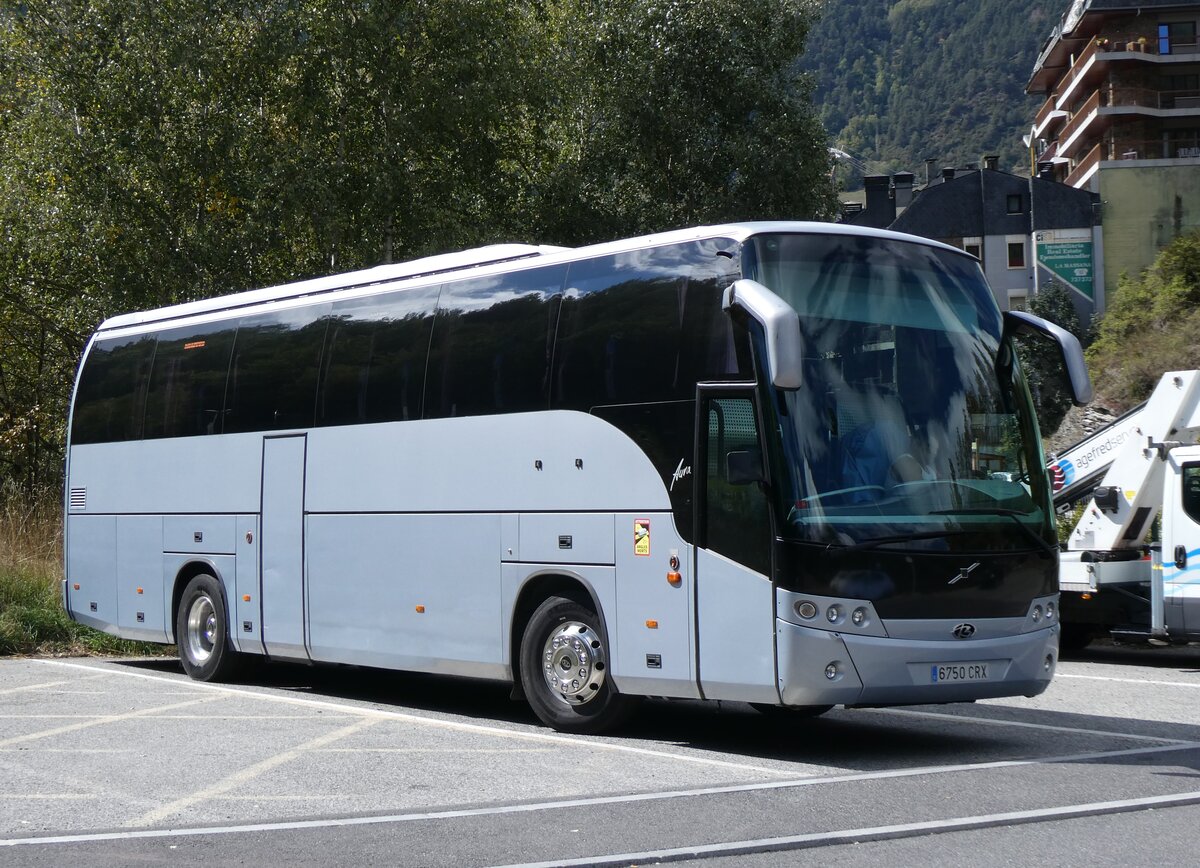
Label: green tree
xmin=527 ymin=0 xmax=835 ymax=243
xmin=1 ymin=0 xmax=835 ymax=494
xmin=1087 ymin=229 xmax=1200 ymax=408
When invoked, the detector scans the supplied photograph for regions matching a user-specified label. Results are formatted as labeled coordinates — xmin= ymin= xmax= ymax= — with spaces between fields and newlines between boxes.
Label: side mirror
xmin=726 ymin=449 xmax=765 ymax=485
xmin=722 ymin=279 xmax=803 ymax=390
xmin=1002 ymin=310 xmax=1093 ymax=405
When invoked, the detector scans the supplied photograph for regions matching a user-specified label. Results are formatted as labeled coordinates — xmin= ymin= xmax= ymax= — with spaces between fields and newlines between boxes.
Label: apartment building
xmin=1027 ymin=0 xmax=1200 ymax=298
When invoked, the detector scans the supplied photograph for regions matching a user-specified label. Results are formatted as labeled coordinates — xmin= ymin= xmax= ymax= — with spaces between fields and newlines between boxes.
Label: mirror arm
xmin=1001 ymin=310 xmax=1093 ymax=406
xmin=722 ymin=279 xmax=803 ymax=390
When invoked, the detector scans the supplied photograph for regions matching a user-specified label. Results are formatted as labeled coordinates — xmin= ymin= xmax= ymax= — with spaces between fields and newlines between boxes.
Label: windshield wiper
xmin=929 ymin=507 xmax=1058 ymax=558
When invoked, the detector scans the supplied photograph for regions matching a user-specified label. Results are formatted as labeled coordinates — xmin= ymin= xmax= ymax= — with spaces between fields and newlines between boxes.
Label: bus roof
xmin=95 ymin=221 xmax=965 ymax=334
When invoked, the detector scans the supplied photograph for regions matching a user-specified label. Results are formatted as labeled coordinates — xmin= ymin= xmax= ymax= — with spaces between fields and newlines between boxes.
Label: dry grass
xmin=0 ymin=486 xmax=166 ymax=656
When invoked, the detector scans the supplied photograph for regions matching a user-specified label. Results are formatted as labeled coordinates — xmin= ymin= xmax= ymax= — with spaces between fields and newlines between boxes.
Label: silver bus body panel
xmin=118 ymin=515 xmax=168 ymax=642
xmin=306 ymin=511 xmax=505 ymax=676
xmin=694 ymin=548 xmax=779 ymax=704
xmin=261 ymin=435 xmax=309 ymax=660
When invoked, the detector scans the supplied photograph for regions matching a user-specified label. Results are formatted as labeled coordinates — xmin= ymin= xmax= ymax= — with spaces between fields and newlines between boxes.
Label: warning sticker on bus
xmin=634 ymin=519 xmax=650 ymax=556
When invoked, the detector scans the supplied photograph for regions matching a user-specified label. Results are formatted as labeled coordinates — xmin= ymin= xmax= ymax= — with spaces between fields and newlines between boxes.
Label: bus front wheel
xmin=519 ymin=595 xmax=637 ymax=734
xmin=176 ymin=573 xmax=240 ymax=682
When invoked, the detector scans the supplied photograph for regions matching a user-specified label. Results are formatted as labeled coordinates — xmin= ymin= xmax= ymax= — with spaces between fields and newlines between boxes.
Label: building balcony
xmin=1031 ymin=36 xmax=1200 ymax=137
xmin=1054 ymin=86 xmax=1200 ymax=159
xmin=1063 ymin=137 xmax=1200 ymax=188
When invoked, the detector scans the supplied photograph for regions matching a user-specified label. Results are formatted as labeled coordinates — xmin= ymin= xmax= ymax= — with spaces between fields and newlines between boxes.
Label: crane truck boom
xmin=1052 ymin=370 xmax=1200 ymax=647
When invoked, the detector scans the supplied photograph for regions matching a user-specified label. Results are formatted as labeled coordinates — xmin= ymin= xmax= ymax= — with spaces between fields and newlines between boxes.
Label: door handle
xmin=1175 ymin=545 xmax=1188 ymax=570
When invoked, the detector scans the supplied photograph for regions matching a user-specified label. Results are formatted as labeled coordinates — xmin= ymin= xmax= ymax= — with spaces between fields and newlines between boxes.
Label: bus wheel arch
xmin=509 ymin=573 xmax=601 ymax=694
xmin=171 ymin=562 xmax=241 ymax=682
xmin=511 ymin=574 xmax=636 ymax=733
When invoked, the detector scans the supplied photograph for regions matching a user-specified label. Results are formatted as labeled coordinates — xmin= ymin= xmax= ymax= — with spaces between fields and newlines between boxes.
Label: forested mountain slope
xmin=804 ymin=0 xmax=1065 ymax=182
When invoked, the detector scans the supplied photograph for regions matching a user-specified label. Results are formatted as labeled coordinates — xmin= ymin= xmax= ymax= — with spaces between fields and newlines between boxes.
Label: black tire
xmin=176 ymin=573 xmax=241 ymax=682
xmin=519 ymin=595 xmax=637 ymax=734
xmin=750 ymin=703 xmax=834 ymax=719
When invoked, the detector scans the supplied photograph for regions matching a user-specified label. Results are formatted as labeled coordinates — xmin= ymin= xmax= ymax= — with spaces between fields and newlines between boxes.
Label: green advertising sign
xmin=1037 ymin=240 xmax=1093 ymax=300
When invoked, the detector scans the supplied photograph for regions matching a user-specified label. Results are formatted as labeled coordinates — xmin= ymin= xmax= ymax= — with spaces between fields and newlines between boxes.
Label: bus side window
xmin=702 ymin=394 xmax=771 ymax=575
xmin=424 ymin=265 xmax=565 ymax=418
xmin=318 ymin=285 xmax=440 ymax=426
xmin=143 ymin=324 xmax=237 ymax=439
xmin=552 ymin=252 xmax=685 ymax=410
xmin=224 ymin=309 xmax=327 ymax=434
xmin=552 ymin=242 xmax=747 ymax=412
xmin=71 ymin=335 xmax=156 ymax=445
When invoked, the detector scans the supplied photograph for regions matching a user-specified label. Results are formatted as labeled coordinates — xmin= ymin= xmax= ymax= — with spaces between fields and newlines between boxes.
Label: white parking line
xmin=31 ymin=660 xmax=792 ymax=776
xmin=128 ymin=717 xmax=381 ymax=828
xmin=876 ymin=707 xmax=1187 ymax=743
xmin=0 ymin=696 xmax=220 ymax=749
xmin=2 ymin=741 xmax=1197 ymax=848
xmin=492 ymin=790 xmax=1200 ymax=868
xmin=1057 ymin=672 xmax=1200 ymax=689
xmin=0 ymin=680 xmax=70 ymax=696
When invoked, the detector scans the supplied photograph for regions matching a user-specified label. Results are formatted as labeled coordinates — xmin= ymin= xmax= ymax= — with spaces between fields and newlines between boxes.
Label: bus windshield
xmin=744 ymin=233 xmax=1053 ymax=553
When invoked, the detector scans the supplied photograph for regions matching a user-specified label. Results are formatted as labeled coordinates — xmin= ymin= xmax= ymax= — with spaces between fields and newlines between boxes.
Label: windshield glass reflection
xmin=744 ymin=233 xmax=1052 ymax=552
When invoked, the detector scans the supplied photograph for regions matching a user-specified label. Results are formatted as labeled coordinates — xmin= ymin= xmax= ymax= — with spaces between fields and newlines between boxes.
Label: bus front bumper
xmin=776 ymin=619 xmax=1058 ymax=708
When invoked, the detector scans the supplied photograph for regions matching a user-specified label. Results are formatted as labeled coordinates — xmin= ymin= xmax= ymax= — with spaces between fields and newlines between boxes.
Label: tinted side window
xmin=552 ymin=241 xmax=744 ymax=411
xmin=319 ymin=285 xmax=440 ymax=427
xmin=703 ymin=393 xmax=770 ymax=573
xmin=1183 ymin=464 xmax=1200 ymax=526
xmin=71 ymin=335 xmax=157 ymax=445
xmin=424 ymin=265 xmax=566 ymax=418
xmin=225 ymin=307 xmax=328 ymax=434
xmin=143 ymin=324 xmax=237 ymax=439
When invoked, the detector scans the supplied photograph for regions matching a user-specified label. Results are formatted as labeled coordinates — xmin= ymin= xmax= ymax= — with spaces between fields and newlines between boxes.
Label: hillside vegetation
xmin=1085 ymin=230 xmax=1200 ymax=411
xmin=805 ymin=0 xmax=1064 ymax=181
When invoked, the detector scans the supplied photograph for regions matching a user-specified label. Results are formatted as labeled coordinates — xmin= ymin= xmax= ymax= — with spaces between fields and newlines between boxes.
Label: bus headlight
xmin=851 ymin=607 xmax=868 ymax=627
xmin=795 ymin=601 xmax=818 ymax=620
xmin=826 ymin=605 xmax=842 ymax=624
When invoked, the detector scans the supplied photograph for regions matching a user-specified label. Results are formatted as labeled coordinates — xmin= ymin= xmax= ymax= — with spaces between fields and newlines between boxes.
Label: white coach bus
xmin=63 ymin=222 xmax=1090 ymax=733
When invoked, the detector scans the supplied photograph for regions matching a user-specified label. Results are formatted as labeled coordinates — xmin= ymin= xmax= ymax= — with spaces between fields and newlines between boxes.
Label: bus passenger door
xmin=693 ymin=387 xmax=779 ymax=703
xmin=261 ymin=435 xmax=310 ymax=660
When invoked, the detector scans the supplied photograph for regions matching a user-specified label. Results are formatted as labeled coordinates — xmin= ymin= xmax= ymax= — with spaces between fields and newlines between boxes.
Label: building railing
xmin=1105 ymin=86 xmax=1200 ymax=109
xmin=1054 ymin=38 xmax=1103 ymax=105
xmin=1098 ymin=139 xmax=1200 ymax=160
xmin=1035 ymin=94 xmax=1063 ymax=131
xmin=1058 ymin=89 xmax=1102 ymax=146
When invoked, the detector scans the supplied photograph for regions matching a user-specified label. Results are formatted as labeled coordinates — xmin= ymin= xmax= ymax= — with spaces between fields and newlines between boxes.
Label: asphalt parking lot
xmin=1 ymin=643 xmax=1198 ymax=866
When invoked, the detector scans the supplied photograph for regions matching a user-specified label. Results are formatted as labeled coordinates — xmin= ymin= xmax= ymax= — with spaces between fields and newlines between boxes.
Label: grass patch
xmin=0 ymin=487 xmax=170 ymax=657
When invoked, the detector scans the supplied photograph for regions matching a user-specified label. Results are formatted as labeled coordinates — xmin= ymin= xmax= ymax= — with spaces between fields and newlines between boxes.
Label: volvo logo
xmin=952 ymin=623 xmax=977 ymax=640
xmin=948 ymin=562 xmax=982 ymax=585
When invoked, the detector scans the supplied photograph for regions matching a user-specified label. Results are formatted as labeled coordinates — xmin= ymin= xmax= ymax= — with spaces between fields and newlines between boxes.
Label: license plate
xmin=929 ymin=662 xmax=992 ymax=684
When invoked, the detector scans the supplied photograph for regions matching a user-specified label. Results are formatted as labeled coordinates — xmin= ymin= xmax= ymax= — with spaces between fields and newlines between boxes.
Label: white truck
xmin=1049 ymin=371 xmax=1200 ymax=648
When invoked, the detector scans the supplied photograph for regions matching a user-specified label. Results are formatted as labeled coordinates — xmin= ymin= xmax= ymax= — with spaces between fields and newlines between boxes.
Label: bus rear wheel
xmin=176 ymin=573 xmax=240 ymax=682
xmin=519 ymin=595 xmax=636 ymax=734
